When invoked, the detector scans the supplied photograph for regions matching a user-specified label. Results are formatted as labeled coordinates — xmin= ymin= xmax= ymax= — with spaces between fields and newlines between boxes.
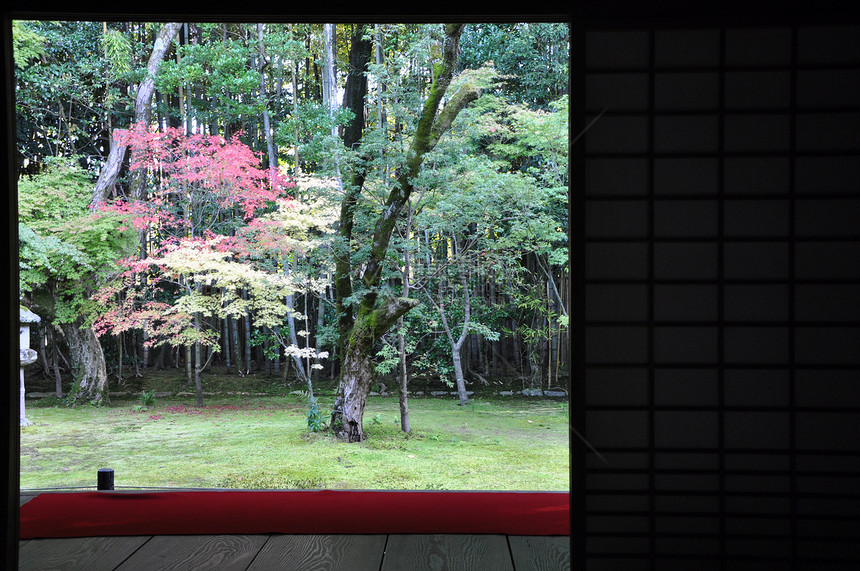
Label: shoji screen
xmin=581 ymin=23 xmax=860 ymax=569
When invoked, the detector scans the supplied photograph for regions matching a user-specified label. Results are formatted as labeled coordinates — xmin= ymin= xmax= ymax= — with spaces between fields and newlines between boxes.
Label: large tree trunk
xmin=90 ymin=22 xmax=182 ymax=208
xmin=62 ymin=322 xmax=109 ymax=406
xmin=338 ymin=343 xmax=375 ymax=443
xmin=334 ymin=297 xmax=419 ymax=442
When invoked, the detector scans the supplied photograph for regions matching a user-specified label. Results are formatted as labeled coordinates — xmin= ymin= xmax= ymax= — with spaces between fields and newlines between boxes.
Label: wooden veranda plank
xmin=116 ymin=534 xmax=269 ymax=571
xmin=18 ymin=536 xmax=152 ymax=571
xmin=247 ymin=534 xmax=386 ymax=571
xmin=508 ymin=535 xmax=571 ymax=571
xmin=381 ymin=534 xmax=514 ymax=571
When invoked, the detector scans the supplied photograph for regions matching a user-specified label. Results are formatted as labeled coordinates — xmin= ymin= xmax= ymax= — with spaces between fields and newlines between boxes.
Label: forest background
xmin=14 ymin=20 xmax=569 ymax=440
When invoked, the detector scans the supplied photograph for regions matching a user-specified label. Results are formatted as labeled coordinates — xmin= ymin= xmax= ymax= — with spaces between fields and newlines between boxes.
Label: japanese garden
xmin=14 ymin=20 xmax=570 ymax=491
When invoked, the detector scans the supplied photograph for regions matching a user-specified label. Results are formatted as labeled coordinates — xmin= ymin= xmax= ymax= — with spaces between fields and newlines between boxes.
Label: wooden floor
xmin=18 ymin=493 xmax=570 ymax=570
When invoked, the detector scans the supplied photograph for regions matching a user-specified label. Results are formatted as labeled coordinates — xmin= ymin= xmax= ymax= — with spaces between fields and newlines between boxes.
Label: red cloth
xmin=20 ymin=490 xmax=569 ymax=538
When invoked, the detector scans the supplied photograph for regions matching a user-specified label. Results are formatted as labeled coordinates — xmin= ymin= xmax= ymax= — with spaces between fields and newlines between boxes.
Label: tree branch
xmin=90 ymin=22 xmax=181 ymax=209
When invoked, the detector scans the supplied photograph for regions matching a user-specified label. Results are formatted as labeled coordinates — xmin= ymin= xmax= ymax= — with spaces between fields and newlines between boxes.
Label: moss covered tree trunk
xmin=332 ymin=24 xmax=479 ymax=442
xmin=62 ymin=322 xmax=109 ymax=406
xmin=337 ymin=297 xmax=419 ymax=441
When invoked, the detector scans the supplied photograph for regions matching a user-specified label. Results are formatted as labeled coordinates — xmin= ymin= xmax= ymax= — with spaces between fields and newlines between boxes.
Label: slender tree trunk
xmin=243 ymin=291 xmax=252 ymax=374
xmin=230 ymin=315 xmax=243 ymax=375
xmin=117 ymin=334 xmax=123 ymax=384
xmin=194 ymin=285 xmax=204 ymax=406
xmin=397 ymin=320 xmax=410 ymax=432
xmin=263 ymin=325 xmax=272 ymax=377
xmin=37 ymin=327 xmax=49 ymax=378
xmin=51 ymin=330 xmax=63 ymax=397
xmin=185 ymin=344 xmax=192 ymax=386
xmin=289 ymin=25 xmax=301 ymax=176
xmin=223 ymin=312 xmax=232 ymax=371
xmin=322 ymin=24 xmax=338 ymax=139
xmin=452 ymin=342 xmax=468 ymax=404
xmin=398 ymin=198 xmax=414 ymax=432
xmin=142 ymin=330 xmax=150 ymax=369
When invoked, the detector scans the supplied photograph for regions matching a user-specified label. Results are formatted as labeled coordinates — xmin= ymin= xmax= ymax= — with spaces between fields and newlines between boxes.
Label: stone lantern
xmin=20 ymin=306 xmax=41 ymax=427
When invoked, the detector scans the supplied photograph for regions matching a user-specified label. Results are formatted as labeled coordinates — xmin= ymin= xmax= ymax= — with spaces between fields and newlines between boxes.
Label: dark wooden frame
xmin=2 ymin=7 xmax=574 ymax=569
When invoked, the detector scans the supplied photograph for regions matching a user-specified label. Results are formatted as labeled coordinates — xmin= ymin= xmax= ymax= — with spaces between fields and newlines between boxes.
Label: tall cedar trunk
xmin=323 ymin=24 xmax=338 ymax=139
xmin=333 ymin=24 xmax=477 ymax=441
xmin=194 ymin=285 xmax=204 ymax=406
xmin=243 ymin=290 xmax=252 ymax=374
xmin=223 ymin=313 xmax=232 ymax=371
xmin=229 ymin=315 xmax=243 ymax=375
xmin=398 ymin=199 xmax=414 ymax=432
xmin=62 ymin=322 xmax=109 ymax=406
xmin=397 ymin=319 xmax=410 ymax=432
xmin=257 ymin=24 xmax=277 ymax=171
xmin=90 ymin=23 xmax=182 ymax=208
xmin=51 ymin=330 xmax=63 ymax=397
xmin=185 ymin=344 xmax=192 ymax=386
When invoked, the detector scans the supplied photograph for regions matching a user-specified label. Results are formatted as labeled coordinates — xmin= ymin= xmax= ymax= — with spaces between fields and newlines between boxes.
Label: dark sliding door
xmin=578 ymin=12 xmax=860 ymax=569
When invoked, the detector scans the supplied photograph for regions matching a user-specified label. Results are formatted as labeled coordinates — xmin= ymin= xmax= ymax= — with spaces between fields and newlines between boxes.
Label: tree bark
xmin=194 ymin=284 xmax=204 ymax=406
xmin=62 ymin=322 xmax=109 ymax=406
xmin=229 ymin=314 xmax=243 ymax=375
xmin=243 ymin=290 xmax=252 ymax=374
xmin=335 ymin=297 xmax=419 ymax=441
xmin=90 ymin=22 xmax=182 ymax=208
xmin=322 ymin=24 xmax=338 ymax=139
xmin=257 ymin=24 xmax=277 ymax=172
xmin=398 ymin=198 xmax=415 ymax=432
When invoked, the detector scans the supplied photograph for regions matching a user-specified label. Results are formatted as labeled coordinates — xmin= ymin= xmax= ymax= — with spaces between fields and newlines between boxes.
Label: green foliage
xmin=12 ymin=21 xmax=47 ymax=68
xmin=15 ymin=21 xmax=124 ymax=172
xmin=18 ymin=224 xmax=92 ymax=293
xmin=101 ymin=28 xmax=132 ymax=78
xmin=305 ymin=396 xmax=324 ymax=432
xmin=277 ymin=102 xmax=354 ymax=173
xmin=139 ymin=390 xmax=157 ymax=407
xmin=17 ymin=156 xmax=92 ymax=232
xmin=459 ymin=22 xmax=569 ymax=109
xmin=156 ymin=37 xmax=263 ymax=126
xmin=18 ymin=158 xmax=136 ymax=324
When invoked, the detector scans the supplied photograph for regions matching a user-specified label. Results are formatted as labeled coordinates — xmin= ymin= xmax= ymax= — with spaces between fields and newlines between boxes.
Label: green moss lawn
xmin=20 ymin=394 xmax=569 ymax=491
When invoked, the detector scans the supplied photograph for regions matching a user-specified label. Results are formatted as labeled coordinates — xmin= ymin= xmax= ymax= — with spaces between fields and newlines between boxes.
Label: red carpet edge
xmin=20 ymin=490 xmax=570 ymax=538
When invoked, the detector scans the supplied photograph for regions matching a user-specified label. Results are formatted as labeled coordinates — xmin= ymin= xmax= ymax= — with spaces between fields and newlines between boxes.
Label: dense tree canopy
xmin=14 ymin=19 xmax=569 ymax=439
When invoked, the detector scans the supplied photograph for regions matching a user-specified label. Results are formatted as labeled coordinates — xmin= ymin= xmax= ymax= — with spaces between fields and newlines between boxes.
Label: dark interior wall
xmin=579 ymin=7 xmax=860 ymax=569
